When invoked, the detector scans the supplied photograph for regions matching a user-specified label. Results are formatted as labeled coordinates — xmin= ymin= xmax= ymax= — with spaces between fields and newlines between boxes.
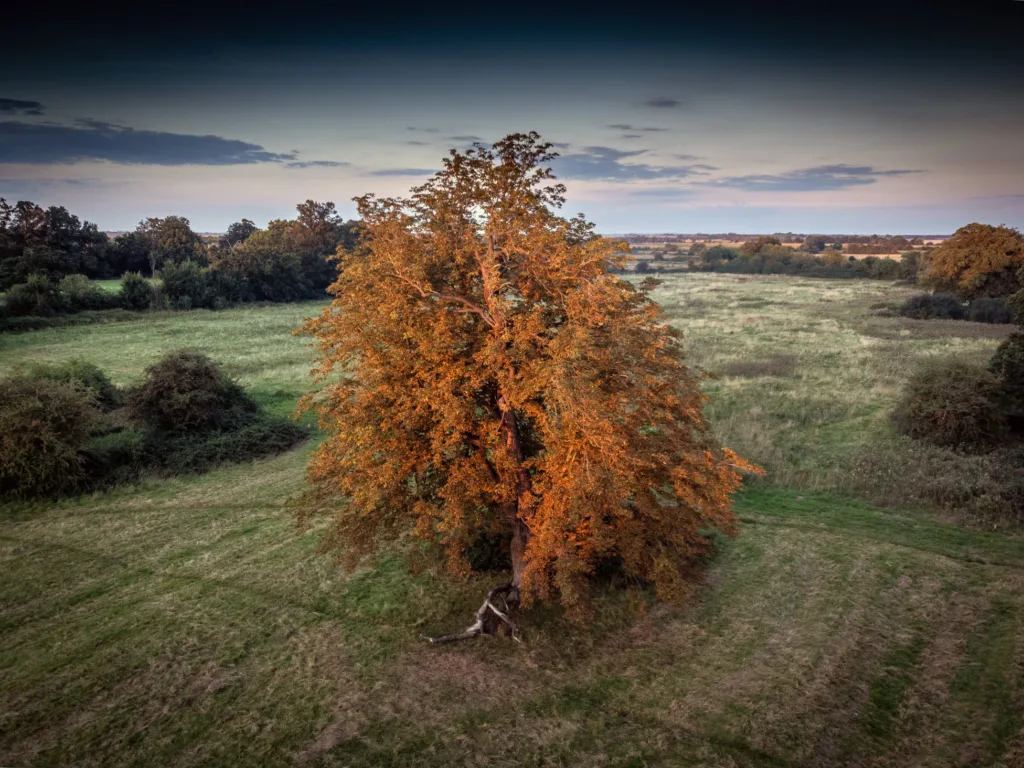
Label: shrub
xmin=868 ymin=258 xmax=902 ymax=280
xmin=83 ymin=427 xmax=147 ymax=487
xmin=127 ymin=350 xmax=259 ymax=433
xmin=160 ymin=260 xmax=244 ymax=310
xmin=21 ymin=359 xmax=122 ymax=410
xmin=966 ymin=297 xmax=1014 ymax=325
xmin=1 ymin=274 xmax=66 ymax=317
xmin=892 ymin=361 xmax=1008 ymax=452
xmin=58 ymin=274 xmax=119 ymax=312
xmin=0 ymin=376 xmax=100 ymax=497
xmin=898 ymin=292 xmax=966 ymax=320
xmin=990 ymin=331 xmax=1024 ymax=424
xmin=142 ymin=416 xmax=307 ymax=475
xmin=119 ymin=272 xmax=154 ymax=310
xmin=160 ymin=260 xmax=212 ymax=309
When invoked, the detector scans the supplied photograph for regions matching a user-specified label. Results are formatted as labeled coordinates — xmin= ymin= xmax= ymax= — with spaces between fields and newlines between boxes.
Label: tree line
xmin=0 ymin=198 xmax=361 ymax=319
xmin=666 ymin=237 xmax=919 ymax=281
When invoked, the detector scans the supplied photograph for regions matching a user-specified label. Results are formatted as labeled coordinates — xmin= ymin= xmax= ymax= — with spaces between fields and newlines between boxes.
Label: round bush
xmin=127 ymin=350 xmax=258 ymax=433
xmin=893 ymin=361 xmax=1008 ymax=451
xmin=119 ymin=272 xmax=154 ymax=311
xmin=0 ymin=376 xmax=100 ymax=497
xmin=21 ymin=359 xmax=122 ymax=411
xmin=967 ymin=297 xmax=1014 ymax=325
xmin=898 ymin=292 xmax=966 ymax=320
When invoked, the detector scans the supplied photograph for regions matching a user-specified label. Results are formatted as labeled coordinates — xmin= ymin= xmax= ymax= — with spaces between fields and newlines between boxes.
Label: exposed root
xmin=428 ymin=583 xmax=522 ymax=644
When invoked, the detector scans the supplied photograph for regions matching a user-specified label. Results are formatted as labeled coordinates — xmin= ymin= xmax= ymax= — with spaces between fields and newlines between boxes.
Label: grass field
xmin=2 ymin=274 xmax=1023 ymax=766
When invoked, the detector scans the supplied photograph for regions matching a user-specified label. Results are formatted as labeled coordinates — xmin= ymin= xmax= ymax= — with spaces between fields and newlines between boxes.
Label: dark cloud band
xmin=0 ymin=119 xmax=339 ymax=167
xmin=709 ymin=164 xmax=922 ymax=192
xmin=0 ymin=98 xmax=44 ymax=116
xmin=551 ymin=146 xmax=715 ymax=181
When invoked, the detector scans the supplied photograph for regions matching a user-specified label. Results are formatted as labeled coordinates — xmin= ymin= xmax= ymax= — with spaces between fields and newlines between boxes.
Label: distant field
xmin=632 ymin=241 xmax=909 ymax=260
xmin=2 ymin=275 xmax=1023 ymax=766
xmin=0 ymin=299 xmax=322 ymax=417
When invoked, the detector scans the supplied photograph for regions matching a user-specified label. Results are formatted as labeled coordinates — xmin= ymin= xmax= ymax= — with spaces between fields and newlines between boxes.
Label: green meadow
xmin=2 ymin=274 xmax=1022 ymax=766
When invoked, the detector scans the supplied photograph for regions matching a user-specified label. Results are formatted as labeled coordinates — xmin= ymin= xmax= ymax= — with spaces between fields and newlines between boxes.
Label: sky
xmin=2 ymin=1 xmax=1023 ymax=234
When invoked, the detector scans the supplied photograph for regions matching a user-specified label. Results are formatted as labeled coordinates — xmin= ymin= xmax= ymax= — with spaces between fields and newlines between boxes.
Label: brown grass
xmin=721 ymin=354 xmax=798 ymax=378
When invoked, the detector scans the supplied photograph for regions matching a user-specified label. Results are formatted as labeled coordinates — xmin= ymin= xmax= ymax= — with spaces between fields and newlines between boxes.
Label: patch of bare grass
xmin=721 ymin=354 xmax=797 ymax=378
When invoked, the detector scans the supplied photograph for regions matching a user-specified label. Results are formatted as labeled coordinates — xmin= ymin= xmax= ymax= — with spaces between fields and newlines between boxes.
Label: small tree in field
xmin=299 ymin=133 xmax=758 ymax=640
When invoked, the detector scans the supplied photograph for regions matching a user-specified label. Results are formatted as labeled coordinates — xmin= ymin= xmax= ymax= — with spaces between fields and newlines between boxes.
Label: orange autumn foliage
xmin=923 ymin=223 xmax=1024 ymax=299
xmin=297 ymin=133 xmax=760 ymax=617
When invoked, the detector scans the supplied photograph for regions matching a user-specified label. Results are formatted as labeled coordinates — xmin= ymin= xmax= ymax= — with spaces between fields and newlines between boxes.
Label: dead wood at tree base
xmin=427 ymin=583 xmax=522 ymax=644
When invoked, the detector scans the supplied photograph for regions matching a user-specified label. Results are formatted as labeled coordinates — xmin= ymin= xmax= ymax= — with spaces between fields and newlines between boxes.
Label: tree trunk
xmin=510 ymin=517 xmax=529 ymax=587
xmin=427 ymin=393 xmax=531 ymax=645
xmin=499 ymin=393 xmax=532 ymax=588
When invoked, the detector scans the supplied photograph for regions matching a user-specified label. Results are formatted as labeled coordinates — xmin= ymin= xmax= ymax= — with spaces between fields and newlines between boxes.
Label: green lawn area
xmin=2 ymin=275 xmax=1023 ymax=766
xmin=94 ymin=278 xmax=125 ymax=293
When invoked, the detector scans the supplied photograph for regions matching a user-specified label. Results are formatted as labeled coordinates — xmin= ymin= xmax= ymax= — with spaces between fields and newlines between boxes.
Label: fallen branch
xmin=428 ymin=583 xmax=521 ymax=644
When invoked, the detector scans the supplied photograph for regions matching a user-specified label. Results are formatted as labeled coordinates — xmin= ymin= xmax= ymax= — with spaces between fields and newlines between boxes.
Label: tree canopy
xmin=211 ymin=222 xmax=310 ymax=301
xmin=136 ymin=215 xmax=204 ymax=275
xmin=220 ymin=218 xmax=259 ymax=249
xmin=298 ymin=132 xmax=757 ymax=633
xmin=0 ymin=199 xmax=109 ymax=289
xmin=923 ymin=223 xmax=1024 ymax=299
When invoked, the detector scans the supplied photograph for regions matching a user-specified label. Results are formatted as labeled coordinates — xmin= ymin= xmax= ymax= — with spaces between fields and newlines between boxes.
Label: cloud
xmin=284 ymin=160 xmax=350 ymax=169
xmin=366 ymin=168 xmax=436 ymax=176
xmin=404 ymin=140 xmax=430 ymax=146
xmin=708 ymin=164 xmax=923 ymax=192
xmin=449 ymin=135 xmax=483 ymax=142
xmin=622 ymin=187 xmax=696 ymax=200
xmin=0 ymin=98 xmax=44 ymax=116
xmin=406 ymin=127 xmax=440 ymax=133
xmin=645 ymin=98 xmax=682 ymax=108
xmin=621 ymin=134 xmax=643 ymax=139
xmin=551 ymin=146 xmax=713 ymax=181
xmin=608 ymin=124 xmax=666 ymax=132
xmin=0 ymin=119 xmax=297 ymax=165
xmin=0 ymin=176 xmax=121 ymax=198
xmin=0 ymin=176 xmax=97 ymax=187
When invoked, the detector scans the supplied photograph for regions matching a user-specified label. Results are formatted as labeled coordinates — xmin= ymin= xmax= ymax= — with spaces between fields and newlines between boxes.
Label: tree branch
xmin=387 ymin=269 xmax=495 ymax=327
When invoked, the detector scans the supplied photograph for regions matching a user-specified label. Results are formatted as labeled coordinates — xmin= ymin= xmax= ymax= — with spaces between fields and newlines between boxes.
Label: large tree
xmin=286 ymin=200 xmax=362 ymax=290
xmin=220 ymin=218 xmax=259 ymax=249
xmin=299 ymin=133 xmax=757 ymax=640
xmin=923 ymin=223 xmax=1024 ymax=299
xmin=0 ymin=199 xmax=110 ymax=287
xmin=136 ymin=215 xmax=204 ymax=276
xmin=212 ymin=221 xmax=310 ymax=301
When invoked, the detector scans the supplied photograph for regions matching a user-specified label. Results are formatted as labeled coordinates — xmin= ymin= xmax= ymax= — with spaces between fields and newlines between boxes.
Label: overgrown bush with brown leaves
xmin=0 ymin=377 xmax=99 ymax=498
xmin=127 ymin=350 xmax=259 ymax=433
xmin=892 ymin=361 xmax=1008 ymax=452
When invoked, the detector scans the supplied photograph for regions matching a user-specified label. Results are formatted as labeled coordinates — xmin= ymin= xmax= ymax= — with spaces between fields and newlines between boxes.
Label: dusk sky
xmin=2 ymin=1 xmax=1022 ymax=234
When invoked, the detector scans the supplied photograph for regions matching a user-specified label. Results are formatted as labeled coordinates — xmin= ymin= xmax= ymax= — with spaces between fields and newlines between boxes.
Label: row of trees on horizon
xmin=0 ymin=197 xmax=361 ymax=292
xmin=3 ymin=194 xmax=1023 ymax=324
